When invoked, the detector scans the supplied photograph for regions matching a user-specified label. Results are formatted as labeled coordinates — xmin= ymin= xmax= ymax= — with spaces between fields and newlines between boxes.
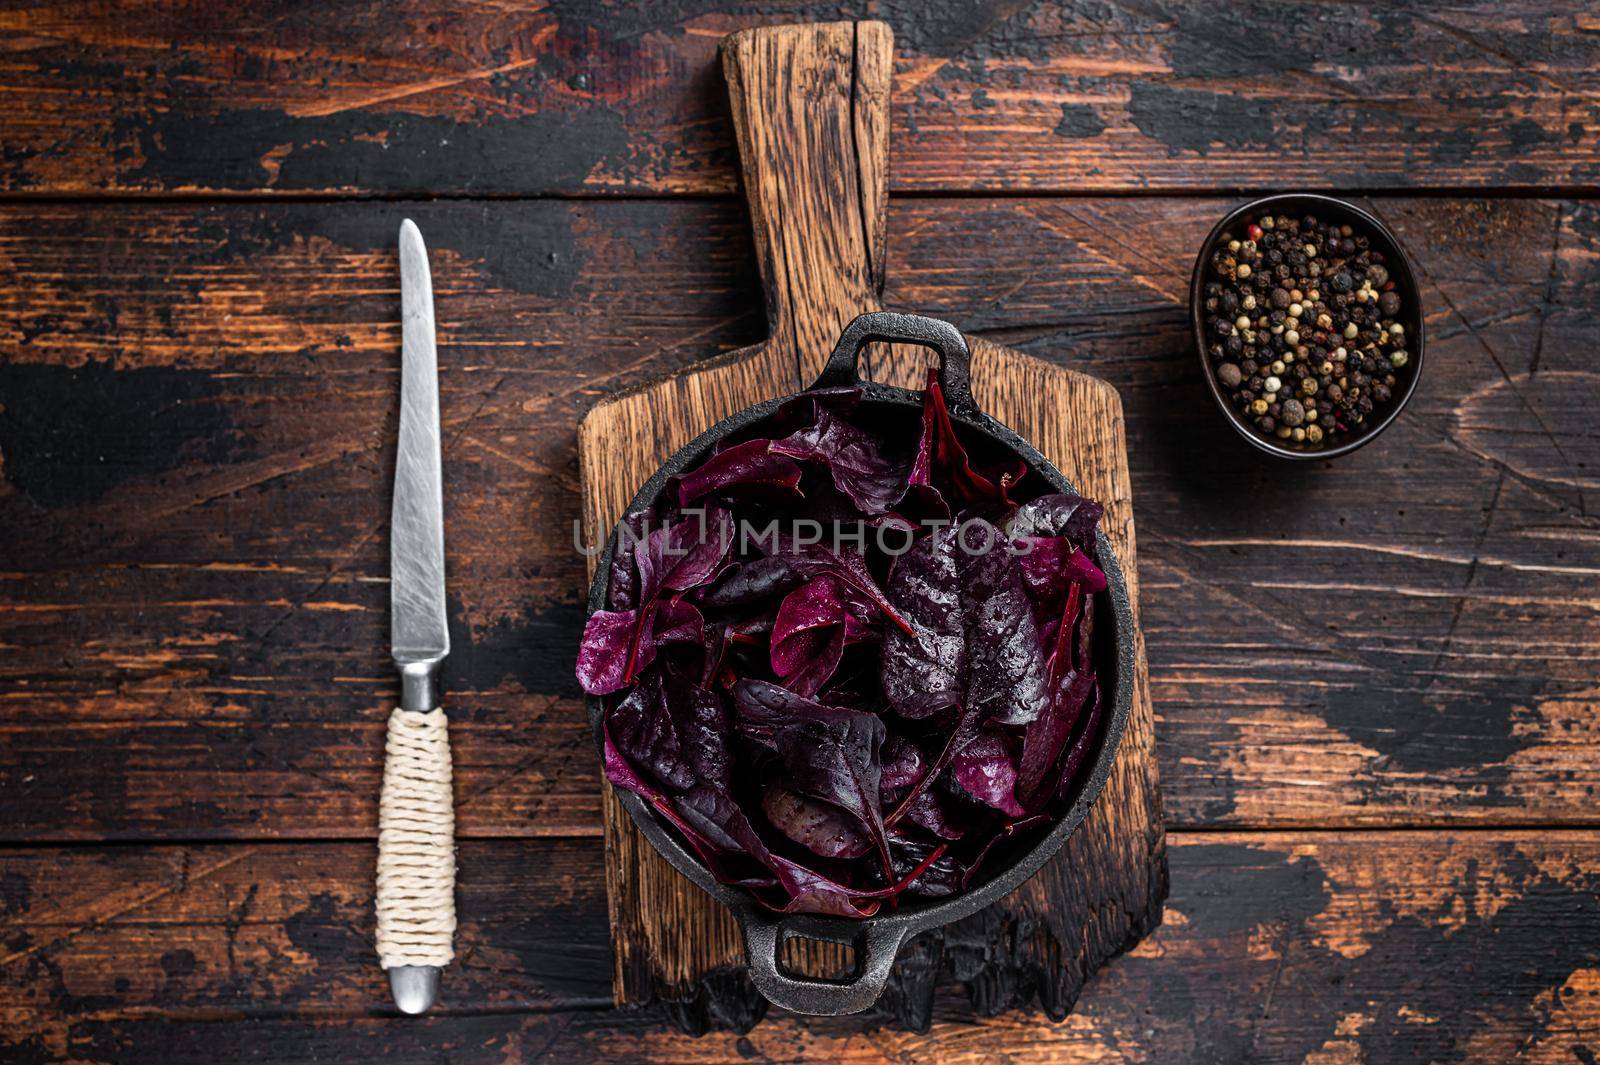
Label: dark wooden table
xmin=2 ymin=3 xmax=1598 ymax=1062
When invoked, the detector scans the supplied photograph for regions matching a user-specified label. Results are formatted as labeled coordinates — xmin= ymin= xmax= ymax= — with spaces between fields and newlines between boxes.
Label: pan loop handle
xmin=740 ymin=911 xmax=910 ymax=1016
xmin=812 ymin=311 xmax=975 ymax=411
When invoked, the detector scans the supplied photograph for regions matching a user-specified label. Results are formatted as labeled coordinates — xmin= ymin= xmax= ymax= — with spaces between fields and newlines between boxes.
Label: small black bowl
xmin=1190 ymin=194 xmax=1425 ymax=460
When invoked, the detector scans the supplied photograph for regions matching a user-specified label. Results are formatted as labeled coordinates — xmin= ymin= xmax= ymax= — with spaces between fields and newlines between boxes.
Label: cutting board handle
xmin=722 ymin=21 xmax=891 ymax=382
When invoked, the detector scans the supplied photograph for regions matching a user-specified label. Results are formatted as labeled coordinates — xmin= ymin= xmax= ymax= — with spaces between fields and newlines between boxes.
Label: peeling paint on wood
xmin=0 ymin=1 xmax=1597 ymax=195
xmin=2 ymin=833 xmax=1597 ymax=1061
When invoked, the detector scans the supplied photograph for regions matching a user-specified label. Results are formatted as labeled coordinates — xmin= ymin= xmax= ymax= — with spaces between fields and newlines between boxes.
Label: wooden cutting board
xmin=577 ymin=20 xmax=1166 ymax=1031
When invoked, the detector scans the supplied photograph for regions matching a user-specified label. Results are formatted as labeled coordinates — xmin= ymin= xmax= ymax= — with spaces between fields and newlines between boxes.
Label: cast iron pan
xmin=586 ymin=311 xmax=1135 ymax=1015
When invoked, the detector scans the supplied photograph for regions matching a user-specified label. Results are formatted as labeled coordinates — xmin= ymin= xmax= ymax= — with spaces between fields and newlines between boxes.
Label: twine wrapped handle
xmin=376 ymin=706 xmax=456 ymax=970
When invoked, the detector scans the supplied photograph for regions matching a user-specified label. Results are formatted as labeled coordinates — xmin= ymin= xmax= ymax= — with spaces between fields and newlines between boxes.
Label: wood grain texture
xmin=576 ymin=20 xmax=1163 ymax=1024
xmin=1 ymin=3 xmax=1596 ymax=1058
xmin=4 ymin=832 xmax=1599 ymax=1061
xmin=3 ymin=195 xmax=1595 ymax=845
xmin=2 ymin=1 xmax=1598 ymax=196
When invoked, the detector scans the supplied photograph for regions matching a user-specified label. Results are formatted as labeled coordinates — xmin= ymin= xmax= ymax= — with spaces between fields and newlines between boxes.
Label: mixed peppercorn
xmin=1203 ymin=212 xmax=1409 ymax=448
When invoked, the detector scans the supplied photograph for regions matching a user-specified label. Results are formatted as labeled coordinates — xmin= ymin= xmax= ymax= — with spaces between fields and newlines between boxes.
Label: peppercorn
xmin=1206 ymin=209 xmax=1411 ymax=448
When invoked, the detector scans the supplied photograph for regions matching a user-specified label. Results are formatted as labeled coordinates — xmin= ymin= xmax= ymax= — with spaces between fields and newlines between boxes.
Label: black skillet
xmin=585 ymin=310 xmax=1136 ymax=1015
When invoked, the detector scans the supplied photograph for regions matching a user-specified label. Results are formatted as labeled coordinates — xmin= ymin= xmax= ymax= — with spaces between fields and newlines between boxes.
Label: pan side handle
xmin=740 ymin=912 xmax=910 ymax=1016
xmin=813 ymin=310 xmax=975 ymax=410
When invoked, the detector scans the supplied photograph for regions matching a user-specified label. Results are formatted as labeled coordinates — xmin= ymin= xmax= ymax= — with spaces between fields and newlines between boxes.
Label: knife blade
xmin=378 ymin=218 xmax=455 ymax=1016
xmin=393 ymin=218 xmax=450 ymax=681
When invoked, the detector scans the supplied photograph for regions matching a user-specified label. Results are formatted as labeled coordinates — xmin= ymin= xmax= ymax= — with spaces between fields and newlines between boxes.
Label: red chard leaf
xmin=771 ymin=405 xmax=910 ymax=515
xmin=1004 ymin=492 xmax=1104 ymax=551
xmin=910 ymin=369 xmax=1025 ymax=510
xmin=949 ymin=730 xmax=1026 ymax=817
xmin=761 ymin=786 xmax=871 ymax=859
xmin=675 ymin=440 xmax=803 ymax=506
xmin=770 ymin=577 xmax=848 ymax=696
xmin=766 ymin=534 xmax=914 ymax=637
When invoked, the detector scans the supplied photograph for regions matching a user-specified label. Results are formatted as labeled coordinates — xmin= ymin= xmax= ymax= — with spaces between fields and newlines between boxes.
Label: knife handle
xmin=375 ymin=700 xmax=456 ymax=1012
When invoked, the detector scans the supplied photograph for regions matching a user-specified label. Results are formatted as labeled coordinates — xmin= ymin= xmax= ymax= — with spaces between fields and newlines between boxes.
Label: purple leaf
xmin=766 ymin=534 xmax=914 ymax=637
xmin=732 ymin=679 xmax=893 ymax=877
xmin=761 ymin=786 xmax=870 ymax=859
xmin=771 ymin=697 xmax=891 ymax=876
xmin=909 ymin=369 xmax=1024 ymax=510
xmin=676 ymin=439 xmax=802 ymax=505
xmin=1056 ymin=679 xmax=1106 ymax=801
xmin=949 ymin=731 xmax=1026 ymax=817
xmin=1004 ymin=492 xmax=1104 ymax=550
xmin=1065 ymin=548 xmax=1108 ymax=594
xmin=881 ymin=522 xmax=1048 ymax=727
xmin=606 ymin=511 xmax=652 ymax=611
xmin=770 ymin=577 xmax=847 ymax=696
xmin=879 ymin=736 xmax=925 ymax=790
xmin=603 ymin=722 xmax=769 ymax=886
xmin=607 ymin=673 xmax=694 ymax=792
xmin=616 ymin=508 xmax=731 ymax=684
xmin=880 ymin=521 xmax=1050 ymax=826
xmin=772 ymin=406 xmax=909 ymax=515
xmin=699 ymin=556 xmax=801 ymax=609
xmin=576 ymin=598 xmax=705 ymax=696
xmin=961 ymin=530 xmax=1051 ymax=728
xmin=1018 ymin=590 xmax=1096 ymax=808
xmin=1011 ymin=536 xmax=1072 ymax=603
xmin=576 ymin=610 xmax=637 ymax=695
xmin=675 ymin=779 xmax=926 ymax=918
xmin=879 ymin=526 xmax=965 ymax=720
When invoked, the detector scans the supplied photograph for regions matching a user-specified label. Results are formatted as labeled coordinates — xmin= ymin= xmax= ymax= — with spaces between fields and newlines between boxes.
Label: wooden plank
xmin=1 ymin=196 xmax=1596 ymax=842
xmin=4 ymin=831 xmax=1599 ymax=1058
xmin=1 ymin=2 xmax=1598 ymax=196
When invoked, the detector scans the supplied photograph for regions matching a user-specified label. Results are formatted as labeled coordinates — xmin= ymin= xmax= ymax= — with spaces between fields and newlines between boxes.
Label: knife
xmin=375 ymin=218 xmax=455 ymax=1014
